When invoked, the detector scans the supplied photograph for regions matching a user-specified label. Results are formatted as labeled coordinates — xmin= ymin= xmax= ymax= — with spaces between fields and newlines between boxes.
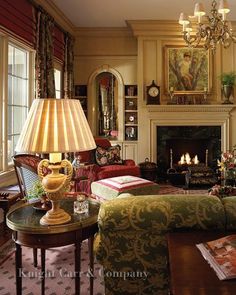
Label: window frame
xmin=0 ymin=33 xmax=35 ymax=178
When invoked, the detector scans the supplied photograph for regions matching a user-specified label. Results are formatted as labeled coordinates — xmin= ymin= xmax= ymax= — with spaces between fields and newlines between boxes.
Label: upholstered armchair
xmin=13 ymin=154 xmax=42 ymax=199
xmin=75 ymin=138 xmax=140 ymax=193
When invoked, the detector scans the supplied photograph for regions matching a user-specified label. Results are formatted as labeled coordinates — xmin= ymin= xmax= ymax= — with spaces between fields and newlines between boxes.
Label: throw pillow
xmin=95 ymin=145 xmax=123 ymax=166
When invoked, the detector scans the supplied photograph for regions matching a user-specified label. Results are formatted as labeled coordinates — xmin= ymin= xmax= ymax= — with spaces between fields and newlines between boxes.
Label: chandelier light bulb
xmin=218 ymin=0 xmax=230 ymax=21
xmin=194 ymin=3 xmax=206 ymax=16
xmin=179 ymin=12 xmax=190 ymax=32
xmin=194 ymin=3 xmax=206 ymax=23
xmin=179 ymin=12 xmax=190 ymax=25
xmin=218 ymin=0 xmax=230 ymax=14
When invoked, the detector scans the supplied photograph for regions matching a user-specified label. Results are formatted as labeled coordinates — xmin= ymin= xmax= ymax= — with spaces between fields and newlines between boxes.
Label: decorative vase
xmin=224 ymin=169 xmax=236 ymax=187
xmin=222 ymin=85 xmax=234 ymax=104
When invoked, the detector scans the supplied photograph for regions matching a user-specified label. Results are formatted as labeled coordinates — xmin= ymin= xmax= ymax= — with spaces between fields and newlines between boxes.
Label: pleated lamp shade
xmin=15 ymin=99 xmax=96 ymax=154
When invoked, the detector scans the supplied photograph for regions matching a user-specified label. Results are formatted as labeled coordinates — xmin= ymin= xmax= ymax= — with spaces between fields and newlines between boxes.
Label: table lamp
xmin=15 ymin=98 xmax=96 ymax=225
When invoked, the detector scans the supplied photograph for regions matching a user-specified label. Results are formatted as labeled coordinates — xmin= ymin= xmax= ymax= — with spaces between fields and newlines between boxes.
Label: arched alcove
xmin=87 ymin=65 xmax=124 ymax=140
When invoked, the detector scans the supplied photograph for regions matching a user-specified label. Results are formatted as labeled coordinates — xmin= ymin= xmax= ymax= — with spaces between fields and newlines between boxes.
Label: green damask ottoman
xmin=91 ymin=175 xmax=159 ymax=201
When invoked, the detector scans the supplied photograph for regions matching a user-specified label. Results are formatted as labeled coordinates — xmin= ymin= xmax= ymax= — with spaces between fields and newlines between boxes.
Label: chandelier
xmin=179 ymin=0 xmax=236 ymax=51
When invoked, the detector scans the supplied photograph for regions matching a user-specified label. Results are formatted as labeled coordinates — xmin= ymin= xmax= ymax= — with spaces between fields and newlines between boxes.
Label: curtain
xmin=0 ymin=0 xmax=36 ymax=46
xmin=64 ymin=33 xmax=74 ymax=99
xmin=35 ymin=9 xmax=55 ymax=98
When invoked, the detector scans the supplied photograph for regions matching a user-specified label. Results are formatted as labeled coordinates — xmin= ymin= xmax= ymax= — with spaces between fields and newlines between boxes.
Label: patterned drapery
xmin=35 ymin=9 xmax=55 ymax=98
xmin=64 ymin=33 xmax=74 ymax=99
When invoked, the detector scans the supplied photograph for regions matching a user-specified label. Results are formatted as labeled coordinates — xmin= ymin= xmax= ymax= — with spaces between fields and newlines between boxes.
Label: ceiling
xmin=51 ymin=0 xmax=236 ymax=28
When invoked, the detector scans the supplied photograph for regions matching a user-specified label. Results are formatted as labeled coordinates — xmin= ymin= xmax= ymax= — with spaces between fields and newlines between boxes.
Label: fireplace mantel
xmin=149 ymin=105 xmax=235 ymax=163
xmin=147 ymin=105 xmax=235 ymax=113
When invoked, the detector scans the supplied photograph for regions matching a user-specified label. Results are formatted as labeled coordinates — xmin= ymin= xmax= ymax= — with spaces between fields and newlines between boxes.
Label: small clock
xmin=146 ymin=80 xmax=160 ymax=105
xmin=148 ymin=86 xmax=159 ymax=97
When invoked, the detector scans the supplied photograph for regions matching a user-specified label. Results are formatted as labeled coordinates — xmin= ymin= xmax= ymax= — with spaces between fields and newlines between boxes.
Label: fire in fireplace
xmin=156 ymin=126 xmax=221 ymax=182
xmin=178 ymin=152 xmax=199 ymax=165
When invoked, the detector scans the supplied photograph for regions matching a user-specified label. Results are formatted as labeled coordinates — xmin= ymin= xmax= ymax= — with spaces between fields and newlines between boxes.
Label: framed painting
xmin=164 ymin=46 xmax=212 ymax=93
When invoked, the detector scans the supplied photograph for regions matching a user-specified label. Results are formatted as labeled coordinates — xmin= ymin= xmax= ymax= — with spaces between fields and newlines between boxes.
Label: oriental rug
xmin=158 ymin=183 xmax=209 ymax=195
xmin=0 ymin=239 xmax=104 ymax=295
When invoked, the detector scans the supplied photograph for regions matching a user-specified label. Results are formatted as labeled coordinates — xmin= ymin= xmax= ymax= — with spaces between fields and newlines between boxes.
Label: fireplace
xmin=156 ymin=126 xmax=221 ymax=181
xmin=147 ymin=105 xmax=233 ymax=184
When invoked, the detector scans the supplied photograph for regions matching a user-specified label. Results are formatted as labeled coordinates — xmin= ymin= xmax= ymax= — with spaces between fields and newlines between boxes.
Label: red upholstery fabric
xmin=74 ymin=164 xmax=99 ymax=194
xmin=124 ymin=159 xmax=136 ymax=166
xmin=97 ymin=165 xmax=140 ymax=180
xmin=76 ymin=150 xmax=94 ymax=163
xmin=95 ymin=138 xmax=111 ymax=148
xmin=75 ymin=138 xmax=111 ymax=163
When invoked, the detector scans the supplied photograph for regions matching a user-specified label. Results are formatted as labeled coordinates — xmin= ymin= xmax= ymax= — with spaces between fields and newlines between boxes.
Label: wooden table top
xmin=167 ymin=231 xmax=236 ymax=295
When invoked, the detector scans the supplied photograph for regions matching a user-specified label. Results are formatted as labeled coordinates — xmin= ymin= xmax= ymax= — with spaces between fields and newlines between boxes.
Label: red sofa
xmin=75 ymin=138 xmax=140 ymax=193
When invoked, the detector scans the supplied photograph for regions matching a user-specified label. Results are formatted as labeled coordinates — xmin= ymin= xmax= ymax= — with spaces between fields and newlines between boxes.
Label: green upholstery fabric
xmin=222 ymin=196 xmax=236 ymax=229
xmin=95 ymin=194 xmax=233 ymax=295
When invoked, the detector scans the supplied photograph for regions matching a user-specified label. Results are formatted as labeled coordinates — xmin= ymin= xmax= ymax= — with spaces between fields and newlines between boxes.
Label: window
xmin=54 ymin=62 xmax=63 ymax=99
xmin=8 ymin=44 xmax=29 ymax=164
xmin=0 ymin=35 xmax=34 ymax=174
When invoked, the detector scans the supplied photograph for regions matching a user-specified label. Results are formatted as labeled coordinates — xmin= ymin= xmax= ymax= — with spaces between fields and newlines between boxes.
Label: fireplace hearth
xmin=157 ymin=126 xmax=221 ymax=184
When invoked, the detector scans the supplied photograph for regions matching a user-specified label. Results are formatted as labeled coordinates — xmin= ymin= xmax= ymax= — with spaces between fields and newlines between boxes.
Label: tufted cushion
xmin=95 ymin=145 xmax=123 ymax=166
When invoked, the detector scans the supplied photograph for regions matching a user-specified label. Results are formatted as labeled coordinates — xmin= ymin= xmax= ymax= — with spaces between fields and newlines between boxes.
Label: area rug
xmin=0 ymin=239 xmax=105 ymax=295
xmin=158 ymin=183 xmax=209 ymax=195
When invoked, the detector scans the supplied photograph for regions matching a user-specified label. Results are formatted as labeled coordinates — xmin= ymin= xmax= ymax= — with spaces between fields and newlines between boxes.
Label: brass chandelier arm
xmin=179 ymin=0 xmax=236 ymax=51
xmin=183 ymin=31 xmax=201 ymax=48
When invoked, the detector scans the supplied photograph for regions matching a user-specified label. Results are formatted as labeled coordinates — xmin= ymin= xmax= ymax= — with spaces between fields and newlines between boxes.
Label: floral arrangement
xmin=208 ymin=185 xmax=236 ymax=199
xmin=209 ymin=147 xmax=236 ymax=198
xmin=217 ymin=147 xmax=236 ymax=182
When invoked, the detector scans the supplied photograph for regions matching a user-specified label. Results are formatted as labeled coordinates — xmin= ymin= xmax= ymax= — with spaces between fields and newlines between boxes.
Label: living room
xmin=1 ymin=0 xmax=236 ymax=294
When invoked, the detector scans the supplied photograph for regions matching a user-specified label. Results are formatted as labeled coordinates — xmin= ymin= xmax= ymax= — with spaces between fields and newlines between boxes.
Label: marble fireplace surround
xmin=148 ymin=105 xmax=235 ymax=163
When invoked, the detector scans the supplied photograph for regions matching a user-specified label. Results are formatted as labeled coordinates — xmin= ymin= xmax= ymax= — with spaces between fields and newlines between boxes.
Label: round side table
xmin=7 ymin=198 xmax=100 ymax=295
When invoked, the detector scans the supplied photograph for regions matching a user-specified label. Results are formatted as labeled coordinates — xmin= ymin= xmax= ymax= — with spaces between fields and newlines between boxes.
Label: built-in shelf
xmin=124 ymin=85 xmax=138 ymax=141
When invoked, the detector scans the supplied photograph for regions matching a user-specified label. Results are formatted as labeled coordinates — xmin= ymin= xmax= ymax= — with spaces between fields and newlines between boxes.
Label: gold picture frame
xmin=164 ymin=45 xmax=212 ymax=93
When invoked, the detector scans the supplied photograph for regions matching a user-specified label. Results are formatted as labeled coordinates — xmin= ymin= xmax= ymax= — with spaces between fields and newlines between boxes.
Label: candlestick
xmin=169 ymin=88 xmax=175 ymax=104
xmin=170 ymin=149 xmax=173 ymax=168
xmin=205 ymin=149 xmax=208 ymax=166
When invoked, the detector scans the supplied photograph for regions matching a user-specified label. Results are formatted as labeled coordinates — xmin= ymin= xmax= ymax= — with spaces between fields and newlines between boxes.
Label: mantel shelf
xmin=146 ymin=104 xmax=235 ymax=113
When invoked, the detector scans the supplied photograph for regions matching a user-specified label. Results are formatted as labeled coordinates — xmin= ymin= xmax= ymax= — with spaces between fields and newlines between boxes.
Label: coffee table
xmin=7 ymin=198 xmax=100 ymax=295
xmin=167 ymin=231 xmax=236 ymax=295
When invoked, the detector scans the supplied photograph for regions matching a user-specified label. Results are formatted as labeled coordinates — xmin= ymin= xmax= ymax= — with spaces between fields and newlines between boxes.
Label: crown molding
xmin=74 ymin=27 xmax=133 ymax=37
xmin=127 ymin=20 xmax=183 ymax=37
xmin=127 ymin=20 xmax=236 ymax=38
